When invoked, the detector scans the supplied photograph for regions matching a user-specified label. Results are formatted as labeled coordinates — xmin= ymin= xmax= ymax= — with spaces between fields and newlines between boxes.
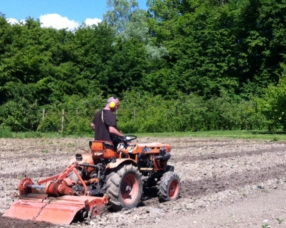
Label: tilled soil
xmin=1 ymin=137 xmax=286 ymax=228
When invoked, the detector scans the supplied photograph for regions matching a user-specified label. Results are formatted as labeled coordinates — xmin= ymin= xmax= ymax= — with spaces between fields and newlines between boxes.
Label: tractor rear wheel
xmin=105 ymin=164 xmax=143 ymax=211
xmin=157 ymin=171 xmax=180 ymax=201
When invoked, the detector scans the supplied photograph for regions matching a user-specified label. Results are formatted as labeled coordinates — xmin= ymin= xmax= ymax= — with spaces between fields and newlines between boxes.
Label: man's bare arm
xmin=91 ymin=123 xmax=95 ymax=130
xmin=109 ymin=126 xmax=124 ymax=137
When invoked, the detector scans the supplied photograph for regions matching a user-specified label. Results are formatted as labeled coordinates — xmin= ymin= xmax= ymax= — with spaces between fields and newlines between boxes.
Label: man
xmin=91 ymin=96 xmax=125 ymax=146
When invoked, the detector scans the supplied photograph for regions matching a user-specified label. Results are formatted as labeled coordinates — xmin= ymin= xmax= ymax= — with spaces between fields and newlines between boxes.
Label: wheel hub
xmin=121 ymin=173 xmax=139 ymax=203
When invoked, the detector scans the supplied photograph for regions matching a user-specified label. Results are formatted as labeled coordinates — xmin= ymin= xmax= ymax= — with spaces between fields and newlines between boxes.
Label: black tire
xmin=105 ymin=164 xmax=143 ymax=211
xmin=157 ymin=171 xmax=180 ymax=201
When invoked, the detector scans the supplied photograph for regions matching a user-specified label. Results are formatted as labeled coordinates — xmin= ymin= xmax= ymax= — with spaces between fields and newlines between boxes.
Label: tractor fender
xmin=106 ymin=158 xmax=137 ymax=169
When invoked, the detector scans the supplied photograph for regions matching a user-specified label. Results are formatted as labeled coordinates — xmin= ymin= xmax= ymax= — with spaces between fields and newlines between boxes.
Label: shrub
xmin=0 ymin=125 xmax=13 ymax=138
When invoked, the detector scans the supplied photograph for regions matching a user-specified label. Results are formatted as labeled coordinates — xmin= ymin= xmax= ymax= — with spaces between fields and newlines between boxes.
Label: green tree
xmin=104 ymin=0 xmax=139 ymax=33
xmin=256 ymin=63 xmax=286 ymax=131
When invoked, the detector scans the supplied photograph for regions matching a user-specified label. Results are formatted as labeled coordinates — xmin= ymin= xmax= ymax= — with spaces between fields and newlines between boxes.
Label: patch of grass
xmin=134 ymin=130 xmax=286 ymax=141
xmin=3 ymin=130 xmax=286 ymax=141
xmin=67 ymin=143 xmax=76 ymax=147
xmin=7 ymin=131 xmax=92 ymax=139
xmin=276 ymin=218 xmax=284 ymax=224
xmin=271 ymin=137 xmax=279 ymax=141
xmin=14 ymin=131 xmax=44 ymax=138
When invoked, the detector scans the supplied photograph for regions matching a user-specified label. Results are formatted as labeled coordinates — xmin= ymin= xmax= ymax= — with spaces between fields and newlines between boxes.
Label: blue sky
xmin=0 ymin=0 xmax=148 ymax=30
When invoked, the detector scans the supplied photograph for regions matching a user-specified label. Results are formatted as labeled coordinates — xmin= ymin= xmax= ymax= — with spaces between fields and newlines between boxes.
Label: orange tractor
xmin=3 ymin=136 xmax=180 ymax=225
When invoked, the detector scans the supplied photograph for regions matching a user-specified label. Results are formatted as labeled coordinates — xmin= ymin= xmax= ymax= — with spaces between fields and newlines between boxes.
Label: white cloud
xmin=84 ymin=18 xmax=102 ymax=26
xmin=7 ymin=14 xmax=102 ymax=30
xmin=39 ymin=14 xmax=79 ymax=30
xmin=7 ymin=18 xmax=20 ymax=24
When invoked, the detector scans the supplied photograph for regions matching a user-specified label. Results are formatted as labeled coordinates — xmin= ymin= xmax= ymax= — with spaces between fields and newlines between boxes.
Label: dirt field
xmin=1 ymin=136 xmax=286 ymax=228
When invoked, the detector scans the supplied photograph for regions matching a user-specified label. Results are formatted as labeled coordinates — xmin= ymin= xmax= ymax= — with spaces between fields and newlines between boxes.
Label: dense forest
xmin=1 ymin=0 xmax=286 ymax=134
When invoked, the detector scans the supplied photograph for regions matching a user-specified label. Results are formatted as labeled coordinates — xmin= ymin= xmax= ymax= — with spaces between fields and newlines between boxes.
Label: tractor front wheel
xmin=105 ymin=164 xmax=143 ymax=211
xmin=157 ymin=171 xmax=180 ymax=201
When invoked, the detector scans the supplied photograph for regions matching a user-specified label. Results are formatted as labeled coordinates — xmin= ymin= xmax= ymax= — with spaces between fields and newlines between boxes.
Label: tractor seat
xmin=102 ymin=142 xmax=116 ymax=152
xmin=89 ymin=140 xmax=117 ymax=152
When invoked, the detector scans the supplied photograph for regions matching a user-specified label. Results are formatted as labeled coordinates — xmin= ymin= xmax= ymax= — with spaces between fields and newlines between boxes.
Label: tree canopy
xmin=1 ymin=0 xmax=286 ymax=133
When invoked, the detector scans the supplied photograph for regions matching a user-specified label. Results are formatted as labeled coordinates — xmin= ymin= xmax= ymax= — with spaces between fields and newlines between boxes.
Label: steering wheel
xmin=114 ymin=135 xmax=137 ymax=150
xmin=124 ymin=135 xmax=137 ymax=142
xmin=113 ymin=135 xmax=137 ymax=145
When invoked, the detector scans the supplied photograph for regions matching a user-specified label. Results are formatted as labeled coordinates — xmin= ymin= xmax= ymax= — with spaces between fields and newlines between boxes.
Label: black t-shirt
xmin=92 ymin=109 xmax=117 ymax=142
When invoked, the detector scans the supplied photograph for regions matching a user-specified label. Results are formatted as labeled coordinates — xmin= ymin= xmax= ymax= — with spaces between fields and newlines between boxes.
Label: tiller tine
xmin=3 ymin=193 xmax=108 ymax=225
